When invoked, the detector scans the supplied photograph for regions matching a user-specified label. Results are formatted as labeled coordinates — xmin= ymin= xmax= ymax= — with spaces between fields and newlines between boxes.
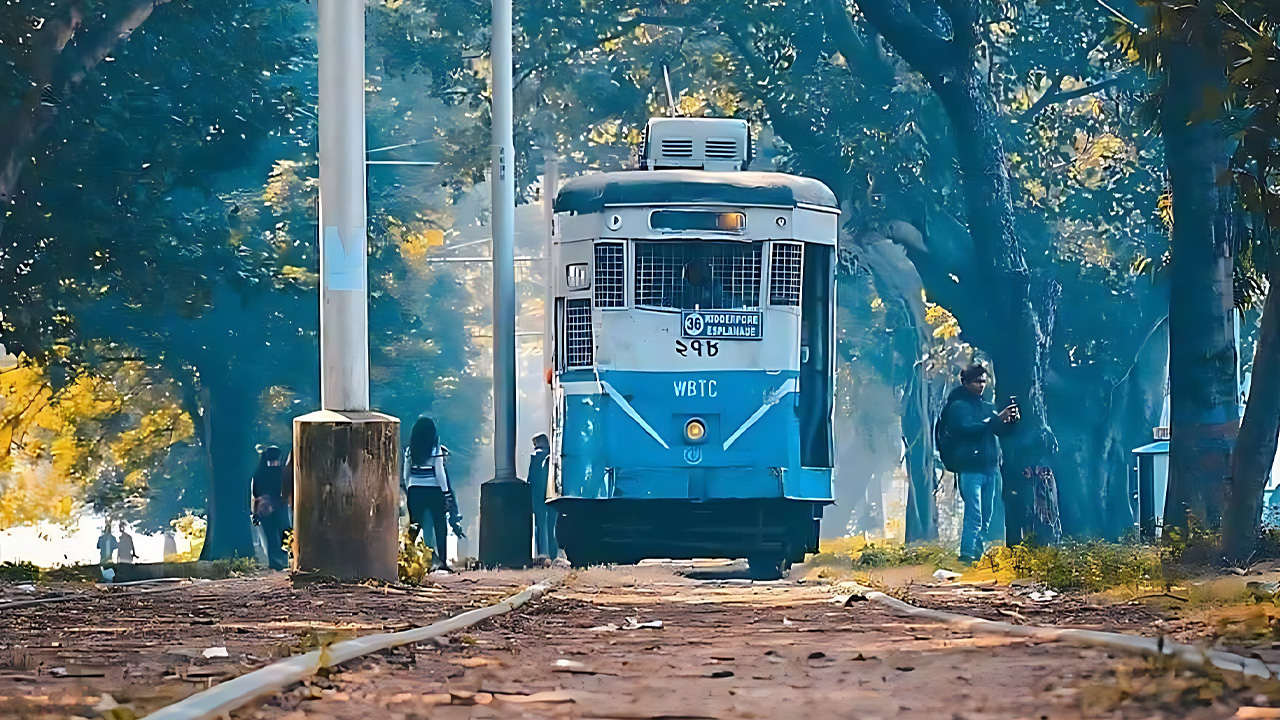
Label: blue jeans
xmin=958 ymin=471 xmax=999 ymax=560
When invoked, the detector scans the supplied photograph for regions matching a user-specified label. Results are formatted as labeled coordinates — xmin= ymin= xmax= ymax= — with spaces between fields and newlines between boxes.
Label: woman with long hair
xmin=402 ymin=416 xmax=454 ymax=570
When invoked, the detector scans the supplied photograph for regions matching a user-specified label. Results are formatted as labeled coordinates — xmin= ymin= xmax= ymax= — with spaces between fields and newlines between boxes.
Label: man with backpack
xmin=936 ymin=364 xmax=1020 ymax=562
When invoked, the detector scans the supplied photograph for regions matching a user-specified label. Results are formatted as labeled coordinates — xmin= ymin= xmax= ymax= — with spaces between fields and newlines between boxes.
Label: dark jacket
xmin=940 ymin=386 xmax=1014 ymax=474
xmin=252 ymin=464 xmax=284 ymax=500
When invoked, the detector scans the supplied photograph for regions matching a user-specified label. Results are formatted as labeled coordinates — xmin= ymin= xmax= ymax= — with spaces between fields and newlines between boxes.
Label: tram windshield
xmin=634 ymin=241 xmax=762 ymax=311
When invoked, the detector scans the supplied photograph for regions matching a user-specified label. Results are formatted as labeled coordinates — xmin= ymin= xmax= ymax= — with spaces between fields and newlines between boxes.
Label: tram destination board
xmin=681 ymin=310 xmax=763 ymax=340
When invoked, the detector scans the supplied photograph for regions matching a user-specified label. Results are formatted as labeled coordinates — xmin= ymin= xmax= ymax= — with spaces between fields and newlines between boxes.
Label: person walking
xmin=162 ymin=530 xmax=178 ymax=560
xmin=936 ymin=364 xmax=1020 ymax=562
xmin=96 ymin=524 xmax=117 ymax=566
xmin=402 ymin=417 xmax=462 ymax=571
xmin=116 ymin=522 xmax=137 ymax=564
xmin=528 ymin=434 xmax=557 ymax=561
xmin=251 ymin=445 xmax=290 ymax=570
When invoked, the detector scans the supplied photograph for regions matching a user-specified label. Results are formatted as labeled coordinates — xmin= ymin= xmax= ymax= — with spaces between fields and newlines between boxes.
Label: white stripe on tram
xmin=722 ymin=378 xmax=799 ymax=451
xmin=599 ymin=381 xmax=670 ymax=449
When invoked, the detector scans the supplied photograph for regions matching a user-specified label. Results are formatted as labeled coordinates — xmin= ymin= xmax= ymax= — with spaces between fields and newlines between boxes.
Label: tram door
xmin=799 ymin=243 xmax=835 ymax=468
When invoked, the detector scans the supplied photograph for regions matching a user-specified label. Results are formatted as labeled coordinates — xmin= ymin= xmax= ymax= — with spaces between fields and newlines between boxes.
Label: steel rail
xmin=143 ymin=579 xmax=557 ymax=720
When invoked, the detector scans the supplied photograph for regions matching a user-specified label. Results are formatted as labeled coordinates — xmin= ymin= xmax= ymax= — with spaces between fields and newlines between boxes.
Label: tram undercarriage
xmin=553 ymin=498 xmax=823 ymax=580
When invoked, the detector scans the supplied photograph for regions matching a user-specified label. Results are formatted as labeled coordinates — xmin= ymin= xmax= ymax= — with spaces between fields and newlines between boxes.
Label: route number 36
xmin=675 ymin=339 xmax=719 ymax=358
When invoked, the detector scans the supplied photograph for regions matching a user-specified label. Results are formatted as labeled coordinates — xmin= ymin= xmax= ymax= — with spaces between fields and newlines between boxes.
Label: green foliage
xmin=0 ymin=560 xmax=40 ymax=583
xmin=809 ymin=536 xmax=955 ymax=569
xmin=982 ymin=542 xmax=1172 ymax=593
xmin=398 ymin=527 xmax=433 ymax=585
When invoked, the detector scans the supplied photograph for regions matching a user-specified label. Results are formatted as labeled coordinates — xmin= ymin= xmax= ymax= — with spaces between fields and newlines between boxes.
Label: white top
xmin=403 ymin=445 xmax=450 ymax=491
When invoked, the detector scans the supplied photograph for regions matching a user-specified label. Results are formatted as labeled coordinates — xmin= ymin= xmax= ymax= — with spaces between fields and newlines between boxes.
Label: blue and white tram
xmin=543 ymin=117 xmax=838 ymax=579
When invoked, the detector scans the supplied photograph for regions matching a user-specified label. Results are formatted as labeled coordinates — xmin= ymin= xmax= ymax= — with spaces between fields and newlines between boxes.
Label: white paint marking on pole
xmin=317 ymin=0 xmax=370 ymax=412
xmin=322 ymin=226 xmax=367 ymax=292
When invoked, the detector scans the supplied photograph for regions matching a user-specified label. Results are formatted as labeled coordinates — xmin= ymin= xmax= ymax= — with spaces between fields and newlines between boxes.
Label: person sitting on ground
xmin=402 ymin=417 xmax=462 ymax=571
xmin=937 ymin=364 xmax=1019 ymax=563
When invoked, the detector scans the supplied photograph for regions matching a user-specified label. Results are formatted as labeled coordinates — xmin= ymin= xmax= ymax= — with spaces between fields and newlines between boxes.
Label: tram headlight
xmin=684 ymin=418 xmax=707 ymax=444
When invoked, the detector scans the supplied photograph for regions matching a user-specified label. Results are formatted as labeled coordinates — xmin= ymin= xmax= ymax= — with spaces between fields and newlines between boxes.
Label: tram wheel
xmin=747 ymin=555 xmax=791 ymax=581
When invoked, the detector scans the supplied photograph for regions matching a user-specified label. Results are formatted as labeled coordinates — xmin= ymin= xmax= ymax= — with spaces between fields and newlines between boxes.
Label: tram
xmin=542 ymin=117 xmax=838 ymax=579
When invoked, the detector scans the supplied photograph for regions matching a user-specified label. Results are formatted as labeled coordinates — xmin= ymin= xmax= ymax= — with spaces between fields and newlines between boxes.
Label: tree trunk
xmin=849 ymin=0 xmax=1063 ymax=544
xmin=851 ymin=235 xmax=940 ymax=541
xmin=901 ymin=369 xmax=938 ymax=542
xmin=1048 ymin=315 xmax=1169 ymax=538
xmin=1224 ymin=265 xmax=1280 ymax=561
xmin=934 ymin=71 xmax=1062 ymax=545
xmin=197 ymin=366 xmax=256 ymax=560
xmin=1159 ymin=3 xmax=1239 ymax=535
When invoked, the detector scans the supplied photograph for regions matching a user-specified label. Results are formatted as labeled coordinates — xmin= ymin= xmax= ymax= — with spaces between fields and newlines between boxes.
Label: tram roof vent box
xmin=641 ymin=118 xmax=750 ymax=172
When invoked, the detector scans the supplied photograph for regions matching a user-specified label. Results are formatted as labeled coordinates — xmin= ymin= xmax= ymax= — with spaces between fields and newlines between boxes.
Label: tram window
xmin=634 ymin=241 xmax=762 ymax=311
xmin=769 ymin=242 xmax=803 ymax=306
xmin=565 ymin=299 xmax=594 ymax=368
xmin=650 ymin=210 xmax=745 ymax=233
xmin=566 ymin=263 xmax=590 ymax=290
xmin=594 ymin=243 xmax=625 ymax=308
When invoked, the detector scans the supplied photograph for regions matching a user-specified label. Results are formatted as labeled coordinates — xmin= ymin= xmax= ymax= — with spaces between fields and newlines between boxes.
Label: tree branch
xmin=55 ymin=0 xmax=172 ymax=93
xmin=514 ymin=18 xmax=644 ymax=90
xmin=935 ymin=0 xmax=978 ymax=51
xmin=852 ymin=0 xmax=956 ymax=77
xmin=818 ymin=0 xmax=895 ymax=87
xmin=0 ymin=0 xmax=170 ymax=236
xmin=1021 ymin=75 xmax=1126 ymax=119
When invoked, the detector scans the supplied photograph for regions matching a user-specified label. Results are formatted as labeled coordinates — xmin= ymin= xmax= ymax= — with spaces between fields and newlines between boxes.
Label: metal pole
xmin=478 ymin=0 xmax=531 ymax=568
xmin=542 ymin=158 xmax=559 ymax=419
xmin=318 ymin=0 xmax=369 ymax=412
xmin=491 ymin=0 xmax=516 ymax=481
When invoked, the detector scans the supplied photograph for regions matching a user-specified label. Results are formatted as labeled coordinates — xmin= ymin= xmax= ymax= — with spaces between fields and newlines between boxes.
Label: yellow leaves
xmin=0 ymin=357 xmax=195 ymax=529
xmin=167 ymin=512 xmax=206 ymax=562
xmin=1069 ymin=131 xmax=1136 ymax=190
xmin=677 ymin=94 xmax=706 ymax=117
xmin=0 ymin=465 xmax=79 ymax=529
xmin=1024 ymin=178 xmax=1049 ymax=204
xmin=279 ymin=265 xmax=319 ymax=286
xmin=263 ymin=160 xmax=314 ymax=209
xmin=385 ymin=218 xmax=447 ymax=270
xmin=1157 ymin=190 xmax=1174 ymax=231
xmin=588 ymin=119 xmax=622 ymax=145
xmin=925 ymin=303 xmax=961 ymax=340
xmin=109 ymin=406 xmax=194 ymax=471
xmin=710 ymin=87 xmax=743 ymax=117
xmin=987 ymin=19 xmax=1016 ymax=40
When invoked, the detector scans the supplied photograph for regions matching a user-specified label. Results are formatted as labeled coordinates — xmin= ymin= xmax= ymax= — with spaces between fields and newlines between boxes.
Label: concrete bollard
xmin=293 ymin=410 xmax=400 ymax=582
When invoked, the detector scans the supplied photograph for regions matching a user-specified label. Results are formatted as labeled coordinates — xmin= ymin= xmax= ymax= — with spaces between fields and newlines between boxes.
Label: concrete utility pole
xmin=293 ymin=0 xmax=400 ymax=582
xmin=479 ymin=0 xmax=532 ymax=568
xmin=542 ymin=158 xmax=559 ymax=422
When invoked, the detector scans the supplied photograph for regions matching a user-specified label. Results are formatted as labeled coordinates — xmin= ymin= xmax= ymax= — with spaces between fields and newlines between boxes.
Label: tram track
xmin=205 ymin=566 xmax=1271 ymax=720
xmin=4 ymin=565 xmax=1275 ymax=719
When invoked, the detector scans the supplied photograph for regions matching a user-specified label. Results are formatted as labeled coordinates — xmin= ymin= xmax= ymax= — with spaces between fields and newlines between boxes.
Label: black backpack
xmin=934 ymin=400 xmax=961 ymax=472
